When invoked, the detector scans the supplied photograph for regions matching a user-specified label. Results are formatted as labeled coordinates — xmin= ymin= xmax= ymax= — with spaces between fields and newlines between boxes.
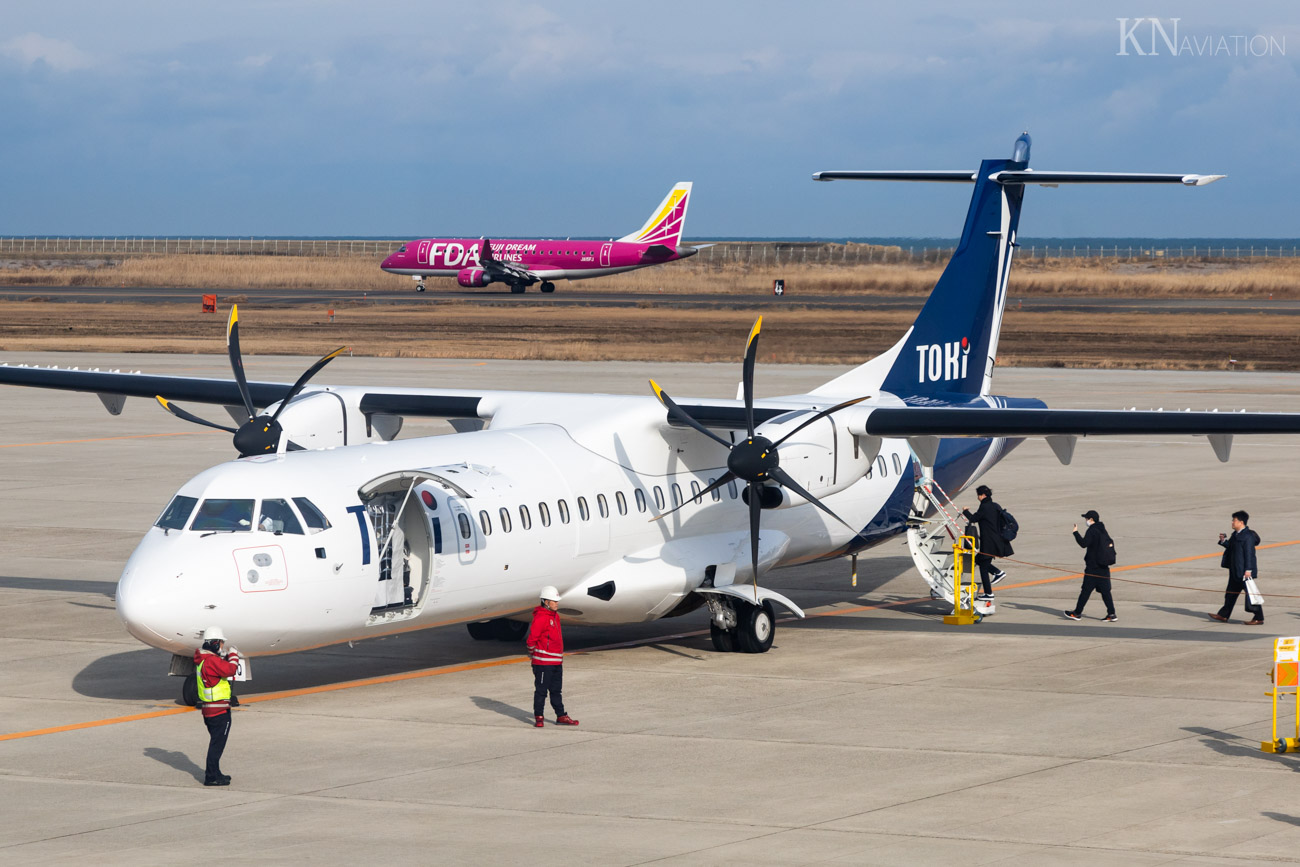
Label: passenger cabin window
xmin=708 ymin=478 xmax=721 ymax=502
xmin=558 ymin=499 xmax=570 ymax=524
xmin=892 ymin=454 xmax=904 ymax=475
xmin=457 ymin=513 xmax=472 ymax=539
xmin=690 ymin=481 xmax=702 ymax=503
xmin=635 ymin=489 xmax=647 ymax=513
xmin=479 ymin=510 xmax=492 ymax=536
xmin=499 ymin=507 xmax=512 ymax=533
xmin=671 ymin=484 xmax=683 ymax=507
xmin=259 ymin=499 xmax=304 ymax=535
xmin=577 ymin=497 xmax=590 ymax=521
xmin=156 ymin=495 xmax=198 ymax=531
xmin=876 ymin=457 xmax=888 ymax=477
xmin=653 ymin=486 xmax=665 ymax=510
xmin=539 ymin=502 xmax=551 ymax=527
xmin=615 ymin=491 xmax=627 ymax=515
xmin=519 ymin=505 xmax=532 ymax=530
xmin=293 ymin=497 xmax=332 ymax=532
xmin=191 ymin=499 xmax=254 ymax=532
xmin=597 ymin=494 xmax=609 ymax=518
xmin=727 ymin=479 xmax=738 ymax=500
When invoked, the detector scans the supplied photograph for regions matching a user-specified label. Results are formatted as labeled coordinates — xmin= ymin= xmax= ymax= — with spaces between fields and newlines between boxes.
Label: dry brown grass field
xmin=3 ymin=251 xmax=1300 ymax=298
xmin=0 ymin=300 xmax=1294 ymax=370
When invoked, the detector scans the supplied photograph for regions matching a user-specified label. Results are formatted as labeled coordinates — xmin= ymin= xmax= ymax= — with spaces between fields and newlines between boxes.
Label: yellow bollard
xmin=1261 ymin=636 xmax=1300 ymax=753
xmin=943 ymin=535 xmax=980 ymax=625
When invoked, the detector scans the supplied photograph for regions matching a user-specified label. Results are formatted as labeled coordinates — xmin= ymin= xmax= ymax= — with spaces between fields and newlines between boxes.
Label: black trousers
xmin=532 ymin=664 xmax=565 ymax=718
xmin=1218 ymin=572 xmax=1263 ymax=622
xmin=203 ymin=710 xmax=231 ymax=781
xmin=1072 ymin=571 xmax=1115 ymax=616
xmin=974 ymin=553 xmax=997 ymax=595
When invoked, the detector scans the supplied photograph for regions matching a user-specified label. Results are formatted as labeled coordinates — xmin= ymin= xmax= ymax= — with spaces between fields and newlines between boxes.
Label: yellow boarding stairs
xmin=907 ymin=473 xmax=995 ymax=618
xmin=1263 ymin=636 xmax=1300 ymax=753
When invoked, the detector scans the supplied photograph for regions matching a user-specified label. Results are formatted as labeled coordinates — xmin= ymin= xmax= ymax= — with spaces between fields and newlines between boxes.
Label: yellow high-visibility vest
xmin=195 ymin=656 xmax=232 ymax=704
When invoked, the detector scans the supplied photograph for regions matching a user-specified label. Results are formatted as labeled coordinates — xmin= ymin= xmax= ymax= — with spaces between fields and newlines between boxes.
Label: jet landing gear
xmin=415 ymin=282 xmax=426 ymax=292
xmin=540 ymin=281 xmax=556 ymax=294
xmin=707 ymin=595 xmax=775 ymax=653
xmin=466 ymin=619 xmax=528 ymax=641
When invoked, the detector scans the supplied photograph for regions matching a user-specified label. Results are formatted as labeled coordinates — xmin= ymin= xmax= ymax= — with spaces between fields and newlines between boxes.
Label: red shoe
xmin=534 ymin=716 xmax=544 ymax=728
xmin=555 ymin=715 xmax=579 ymax=726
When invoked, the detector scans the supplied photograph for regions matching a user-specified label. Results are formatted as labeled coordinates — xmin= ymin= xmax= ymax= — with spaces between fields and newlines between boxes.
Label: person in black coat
xmin=1063 ymin=510 xmax=1116 ymax=621
xmin=1210 ymin=510 xmax=1263 ymax=625
xmin=961 ymin=484 xmax=1011 ymax=600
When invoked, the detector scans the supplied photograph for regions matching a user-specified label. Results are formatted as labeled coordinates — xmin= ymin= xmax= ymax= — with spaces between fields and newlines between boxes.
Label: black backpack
xmin=1098 ymin=528 xmax=1117 ymax=566
xmin=998 ymin=507 xmax=1019 ymax=541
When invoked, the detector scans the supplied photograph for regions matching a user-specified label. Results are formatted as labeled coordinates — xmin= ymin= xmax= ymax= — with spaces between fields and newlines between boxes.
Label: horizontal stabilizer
xmin=813 ymin=170 xmax=975 ymax=182
xmin=989 ymin=171 xmax=1225 ymax=186
xmin=854 ymin=406 xmax=1300 ymax=438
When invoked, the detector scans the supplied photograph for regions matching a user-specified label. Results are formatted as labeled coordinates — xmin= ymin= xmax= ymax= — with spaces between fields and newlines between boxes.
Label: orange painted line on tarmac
xmin=8 ymin=542 xmax=1300 ymax=742
xmin=0 ymin=431 xmax=209 ymax=449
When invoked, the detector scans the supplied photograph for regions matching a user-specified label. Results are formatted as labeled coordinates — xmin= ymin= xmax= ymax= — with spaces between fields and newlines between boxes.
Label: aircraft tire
xmin=510 ymin=284 xmax=526 ymax=294
xmin=709 ymin=621 xmax=736 ymax=653
xmin=492 ymin=619 xmax=528 ymax=641
xmin=735 ymin=600 xmax=775 ymax=653
xmin=415 ymin=283 xmax=426 ymax=293
xmin=466 ymin=621 xmax=495 ymax=641
xmin=181 ymin=675 xmax=198 ymax=707
xmin=540 ymin=282 xmax=556 ymax=294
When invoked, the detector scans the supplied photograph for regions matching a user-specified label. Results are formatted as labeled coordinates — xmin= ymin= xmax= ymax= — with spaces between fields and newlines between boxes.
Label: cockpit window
xmin=156 ymin=495 xmax=198 ymax=531
xmin=397 ymin=244 xmax=407 ymax=253
xmin=293 ymin=497 xmax=331 ymax=533
xmin=259 ymin=499 xmax=304 ymax=535
xmin=190 ymin=499 xmax=254 ymax=532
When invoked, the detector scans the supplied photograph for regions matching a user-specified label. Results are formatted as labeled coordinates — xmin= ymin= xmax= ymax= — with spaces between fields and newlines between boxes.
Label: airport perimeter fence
xmin=1 ymin=237 xmax=1297 ymax=262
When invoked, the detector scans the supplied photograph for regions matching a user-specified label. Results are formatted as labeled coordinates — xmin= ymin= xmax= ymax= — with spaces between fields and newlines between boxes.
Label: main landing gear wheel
xmin=510 ymin=284 xmax=526 ymax=294
xmin=492 ymin=619 xmax=527 ymax=642
xmin=709 ymin=621 xmax=736 ymax=653
xmin=181 ymin=675 xmax=198 ymax=707
xmin=466 ymin=621 xmax=495 ymax=641
xmin=735 ymin=600 xmax=776 ymax=653
xmin=415 ymin=282 xmax=426 ymax=292
xmin=540 ymin=281 xmax=556 ymax=294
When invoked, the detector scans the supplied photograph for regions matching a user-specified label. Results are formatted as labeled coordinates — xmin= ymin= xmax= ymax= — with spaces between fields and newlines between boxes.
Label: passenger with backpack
xmin=962 ymin=484 xmax=1015 ymax=604
xmin=1063 ymin=509 xmax=1117 ymax=622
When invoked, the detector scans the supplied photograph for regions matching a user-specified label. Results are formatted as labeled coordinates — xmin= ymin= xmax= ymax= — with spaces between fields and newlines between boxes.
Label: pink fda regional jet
xmin=380 ymin=182 xmax=698 ymax=294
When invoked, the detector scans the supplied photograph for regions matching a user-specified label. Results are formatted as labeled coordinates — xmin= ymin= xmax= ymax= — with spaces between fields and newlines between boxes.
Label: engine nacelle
xmin=264 ymin=391 xmax=350 ymax=450
xmin=456 ymin=267 xmax=491 ymax=288
xmin=753 ymin=409 xmax=878 ymax=504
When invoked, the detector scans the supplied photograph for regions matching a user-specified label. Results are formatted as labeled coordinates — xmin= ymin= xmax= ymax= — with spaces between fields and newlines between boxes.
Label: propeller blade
xmin=770 ymin=396 xmax=871 ymax=449
xmin=155 ymin=396 xmax=238 ymax=434
xmin=648 ymin=472 xmax=736 ymax=523
xmin=649 ymin=380 xmax=732 ymax=449
xmin=226 ymin=304 xmax=256 ymax=421
xmin=741 ymin=317 xmax=761 ymax=438
xmin=270 ymin=346 xmax=348 ymax=422
xmin=768 ymin=466 xmax=859 ymax=534
xmin=747 ymin=481 xmax=762 ymax=603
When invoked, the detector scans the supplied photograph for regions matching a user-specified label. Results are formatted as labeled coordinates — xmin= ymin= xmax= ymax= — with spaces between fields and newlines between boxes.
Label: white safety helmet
xmin=202 ymin=626 xmax=226 ymax=643
xmin=539 ymin=585 xmax=561 ymax=602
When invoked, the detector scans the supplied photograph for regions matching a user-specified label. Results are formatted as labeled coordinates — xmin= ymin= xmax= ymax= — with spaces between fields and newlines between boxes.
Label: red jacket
xmin=193 ymin=648 xmax=240 ymax=717
xmin=526 ymin=605 xmax=563 ymax=665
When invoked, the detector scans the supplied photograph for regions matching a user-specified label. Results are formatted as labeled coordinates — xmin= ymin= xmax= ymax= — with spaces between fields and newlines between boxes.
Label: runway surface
xmin=4 ymin=356 xmax=1300 ymax=864
xmin=1 ymin=283 xmax=1297 ymax=314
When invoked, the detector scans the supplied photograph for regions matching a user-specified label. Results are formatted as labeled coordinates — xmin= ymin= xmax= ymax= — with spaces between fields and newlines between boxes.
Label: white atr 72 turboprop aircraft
xmin=1 ymin=134 xmax=1293 ymax=686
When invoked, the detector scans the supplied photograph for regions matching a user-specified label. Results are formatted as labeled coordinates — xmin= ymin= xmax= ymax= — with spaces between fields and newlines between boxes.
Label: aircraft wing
xmin=480 ymin=259 xmax=534 ymax=281
xmin=856 ymin=406 xmax=1300 ymax=437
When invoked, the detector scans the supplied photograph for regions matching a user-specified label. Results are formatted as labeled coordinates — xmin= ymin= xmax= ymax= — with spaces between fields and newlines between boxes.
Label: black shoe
xmin=1103 ymin=613 xmax=1117 ymax=622
xmin=990 ymin=570 xmax=1008 ymax=586
xmin=204 ymin=776 xmax=230 ymax=787
xmin=1063 ymin=611 xmax=1081 ymax=621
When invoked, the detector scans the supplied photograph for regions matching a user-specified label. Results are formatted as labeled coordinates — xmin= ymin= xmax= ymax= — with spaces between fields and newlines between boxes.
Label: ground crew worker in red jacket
xmin=527 ymin=586 xmax=578 ymax=728
xmin=193 ymin=626 xmax=240 ymax=786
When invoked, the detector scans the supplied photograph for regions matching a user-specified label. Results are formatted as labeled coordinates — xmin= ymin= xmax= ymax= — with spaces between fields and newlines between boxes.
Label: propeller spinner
xmin=649 ymin=316 xmax=867 ymax=597
xmin=155 ymin=305 xmax=347 ymax=457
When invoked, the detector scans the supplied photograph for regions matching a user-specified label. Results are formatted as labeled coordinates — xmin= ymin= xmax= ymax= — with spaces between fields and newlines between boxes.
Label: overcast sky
xmin=2 ymin=1 xmax=1296 ymax=237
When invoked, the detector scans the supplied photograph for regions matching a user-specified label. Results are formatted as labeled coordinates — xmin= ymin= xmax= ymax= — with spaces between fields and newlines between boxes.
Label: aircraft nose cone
xmin=117 ymin=550 xmax=205 ymax=654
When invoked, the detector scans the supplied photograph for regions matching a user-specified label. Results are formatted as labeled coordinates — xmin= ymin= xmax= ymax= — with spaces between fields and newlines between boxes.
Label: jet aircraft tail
xmin=617 ymin=182 xmax=692 ymax=247
xmin=810 ymin=134 xmax=1224 ymax=399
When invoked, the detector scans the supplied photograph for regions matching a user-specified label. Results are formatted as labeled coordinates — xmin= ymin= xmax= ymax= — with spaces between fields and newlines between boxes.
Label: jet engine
xmin=456 ymin=268 xmax=491 ymax=288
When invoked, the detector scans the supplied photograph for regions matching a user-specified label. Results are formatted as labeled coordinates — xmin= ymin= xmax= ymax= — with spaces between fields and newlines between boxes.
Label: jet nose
xmin=116 ymin=547 xmax=205 ymax=655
